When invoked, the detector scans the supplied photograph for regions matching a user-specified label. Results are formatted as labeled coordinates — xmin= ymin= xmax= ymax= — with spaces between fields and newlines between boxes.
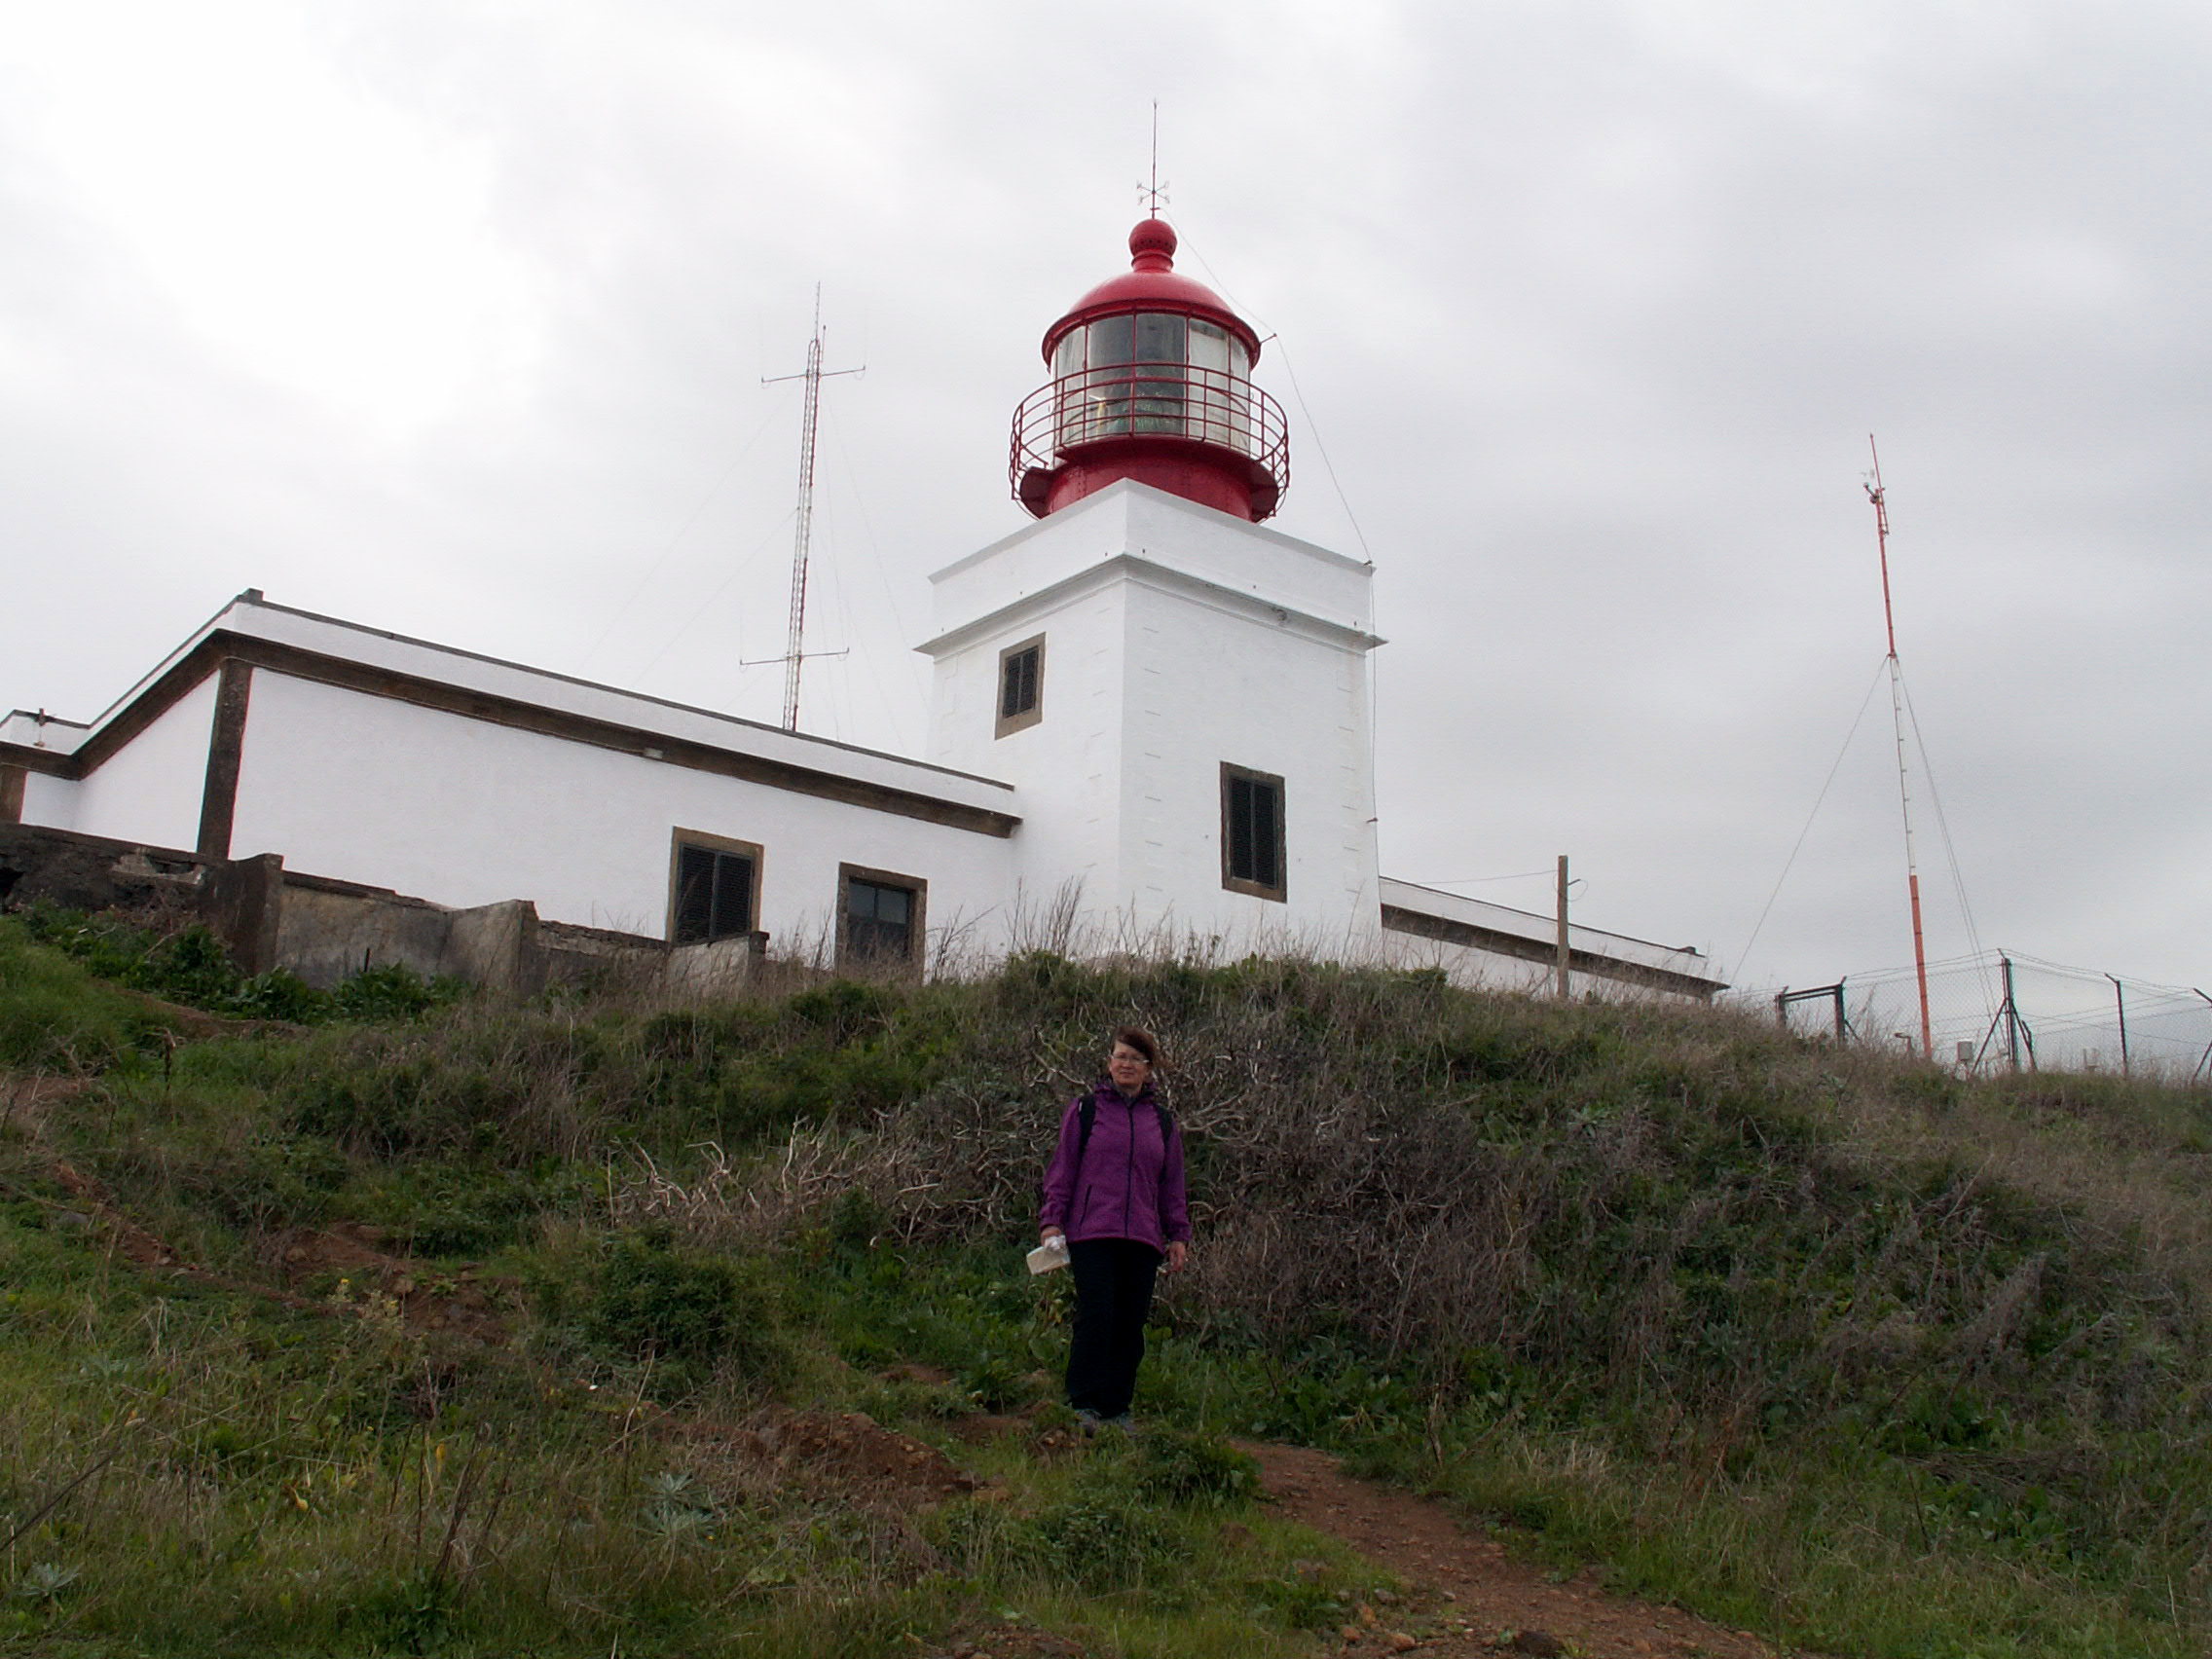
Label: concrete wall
xmin=267 ymin=882 xmax=692 ymax=995
xmin=227 ymin=670 xmax=1016 ymax=963
xmin=928 ymin=481 xmax=1376 ymax=645
xmin=1375 ymin=925 xmax=1717 ymax=1001
xmin=0 ymin=823 xmax=208 ymax=913
xmin=922 ymin=481 xmax=1382 ymax=955
xmin=39 ymin=675 xmax=218 ymax=849
xmin=276 ymin=878 xmax=457 ymax=988
xmin=1116 ymin=568 xmax=1379 ymax=950
xmin=1377 ymin=878 xmax=1723 ymax=1001
xmin=928 ymin=577 xmax=1132 ymax=929
xmin=19 ymin=770 xmax=78 ymax=828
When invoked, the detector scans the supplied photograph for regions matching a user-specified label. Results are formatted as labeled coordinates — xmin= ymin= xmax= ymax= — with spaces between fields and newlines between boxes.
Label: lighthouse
xmin=1010 ymin=217 xmax=1290 ymax=523
xmin=1 ymin=207 xmax=1725 ymax=998
xmin=923 ymin=217 xmax=1382 ymax=952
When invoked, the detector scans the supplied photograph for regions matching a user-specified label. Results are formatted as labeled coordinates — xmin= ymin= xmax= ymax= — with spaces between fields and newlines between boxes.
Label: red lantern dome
xmin=1010 ymin=219 xmax=1290 ymax=522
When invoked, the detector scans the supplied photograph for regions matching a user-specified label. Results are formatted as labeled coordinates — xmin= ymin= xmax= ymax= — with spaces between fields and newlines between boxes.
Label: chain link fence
xmin=1748 ymin=950 xmax=2212 ymax=1083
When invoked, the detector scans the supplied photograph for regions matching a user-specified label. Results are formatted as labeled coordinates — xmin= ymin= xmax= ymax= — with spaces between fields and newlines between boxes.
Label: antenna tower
xmin=761 ymin=288 xmax=862 ymax=732
xmin=1866 ymin=435 xmax=1935 ymax=1058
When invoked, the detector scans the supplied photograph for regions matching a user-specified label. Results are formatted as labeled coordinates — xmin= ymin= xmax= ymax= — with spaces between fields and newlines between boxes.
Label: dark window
xmin=838 ymin=864 xmax=927 ymax=970
xmin=995 ymin=634 xmax=1045 ymax=737
xmin=1220 ymin=764 xmax=1287 ymax=902
xmin=1000 ymin=648 xmax=1038 ymax=719
xmin=670 ymin=834 xmax=760 ymax=943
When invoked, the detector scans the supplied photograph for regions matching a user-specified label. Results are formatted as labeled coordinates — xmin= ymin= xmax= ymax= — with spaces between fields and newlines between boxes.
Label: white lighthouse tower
xmin=920 ymin=218 xmax=1384 ymax=954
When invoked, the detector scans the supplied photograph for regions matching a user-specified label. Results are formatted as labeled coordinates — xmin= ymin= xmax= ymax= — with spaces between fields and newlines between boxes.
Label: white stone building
xmin=0 ymin=220 xmax=1721 ymax=1002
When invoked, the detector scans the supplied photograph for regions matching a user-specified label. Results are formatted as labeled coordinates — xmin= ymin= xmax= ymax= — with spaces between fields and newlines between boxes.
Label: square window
xmin=837 ymin=864 xmax=927 ymax=970
xmin=670 ymin=831 xmax=761 ymax=944
xmin=1220 ymin=764 xmax=1286 ymax=902
xmin=995 ymin=634 xmax=1046 ymax=738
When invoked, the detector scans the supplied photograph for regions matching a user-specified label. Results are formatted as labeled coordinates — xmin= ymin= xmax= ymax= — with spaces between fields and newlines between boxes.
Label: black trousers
xmin=1065 ymin=1239 xmax=1161 ymax=1417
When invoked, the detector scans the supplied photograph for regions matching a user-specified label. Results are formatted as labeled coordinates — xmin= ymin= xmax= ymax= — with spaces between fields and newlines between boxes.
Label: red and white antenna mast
xmin=760 ymin=287 xmax=862 ymax=732
xmin=1866 ymin=435 xmax=1935 ymax=1059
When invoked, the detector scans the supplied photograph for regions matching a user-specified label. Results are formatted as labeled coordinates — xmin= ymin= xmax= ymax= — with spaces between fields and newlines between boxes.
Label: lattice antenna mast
xmin=760 ymin=287 xmax=862 ymax=732
xmin=1866 ymin=435 xmax=1935 ymax=1059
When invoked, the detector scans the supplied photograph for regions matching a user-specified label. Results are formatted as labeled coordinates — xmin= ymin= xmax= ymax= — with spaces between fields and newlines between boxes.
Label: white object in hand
xmin=1026 ymin=1235 xmax=1070 ymax=1274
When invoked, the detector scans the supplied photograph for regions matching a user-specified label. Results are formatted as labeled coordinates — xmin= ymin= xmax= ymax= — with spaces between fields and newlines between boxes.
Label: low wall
xmin=0 ymin=823 xmax=209 ymax=913
xmin=0 ymin=825 xmax=762 ymax=997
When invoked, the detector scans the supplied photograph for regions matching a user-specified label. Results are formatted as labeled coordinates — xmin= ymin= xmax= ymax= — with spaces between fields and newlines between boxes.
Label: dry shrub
xmin=671 ymin=955 xmax=2209 ymax=1448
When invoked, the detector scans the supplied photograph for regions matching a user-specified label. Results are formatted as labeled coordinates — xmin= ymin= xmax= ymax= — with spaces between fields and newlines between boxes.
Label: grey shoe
xmin=1102 ymin=1413 xmax=1135 ymax=1432
xmin=1072 ymin=1408 xmax=1105 ymax=1432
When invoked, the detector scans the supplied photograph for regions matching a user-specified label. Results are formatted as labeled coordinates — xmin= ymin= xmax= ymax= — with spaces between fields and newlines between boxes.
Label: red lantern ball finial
xmin=1128 ymin=218 xmax=1177 ymax=272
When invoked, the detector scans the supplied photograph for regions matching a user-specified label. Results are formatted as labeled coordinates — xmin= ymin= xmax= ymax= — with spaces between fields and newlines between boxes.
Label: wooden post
xmin=2107 ymin=975 xmax=2130 ymax=1077
xmin=1555 ymin=855 xmax=1570 ymax=999
xmin=2001 ymin=954 xmax=2021 ymax=1072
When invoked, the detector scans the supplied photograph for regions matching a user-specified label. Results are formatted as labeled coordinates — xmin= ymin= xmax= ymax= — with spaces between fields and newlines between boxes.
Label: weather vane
xmin=1138 ymin=100 xmax=1169 ymax=216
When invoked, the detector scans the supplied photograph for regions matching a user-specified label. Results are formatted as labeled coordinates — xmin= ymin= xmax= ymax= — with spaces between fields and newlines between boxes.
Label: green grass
xmin=3 ymin=915 xmax=2211 ymax=1654
xmin=0 ymin=922 xmax=166 ymax=1074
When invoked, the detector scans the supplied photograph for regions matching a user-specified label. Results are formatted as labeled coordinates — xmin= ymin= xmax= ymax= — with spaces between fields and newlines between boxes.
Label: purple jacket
xmin=1039 ymin=1085 xmax=1190 ymax=1252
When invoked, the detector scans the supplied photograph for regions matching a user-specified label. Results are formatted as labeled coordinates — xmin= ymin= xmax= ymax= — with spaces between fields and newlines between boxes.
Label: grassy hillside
xmin=3 ymin=909 xmax=2210 ymax=1657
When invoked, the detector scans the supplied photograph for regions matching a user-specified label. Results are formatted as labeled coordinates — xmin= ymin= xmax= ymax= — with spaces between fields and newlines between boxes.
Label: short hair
xmin=1111 ymin=1026 xmax=1162 ymax=1070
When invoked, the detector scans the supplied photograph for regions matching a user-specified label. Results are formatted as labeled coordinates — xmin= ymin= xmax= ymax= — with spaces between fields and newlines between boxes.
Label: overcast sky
xmin=4 ymin=0 xmax=2207 ymax=999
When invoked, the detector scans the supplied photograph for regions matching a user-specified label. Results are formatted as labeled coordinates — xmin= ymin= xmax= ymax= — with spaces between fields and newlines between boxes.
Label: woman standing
xmin=1038 ymin=1027 xmax=1190 ymax=1429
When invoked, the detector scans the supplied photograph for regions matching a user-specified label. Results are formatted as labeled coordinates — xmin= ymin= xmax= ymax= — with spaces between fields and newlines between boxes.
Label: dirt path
xmin=1247 ymin=1442 xmax=1825 ymax=1659
xmin=5 ymin=1089 xmax=1826 ymax=1659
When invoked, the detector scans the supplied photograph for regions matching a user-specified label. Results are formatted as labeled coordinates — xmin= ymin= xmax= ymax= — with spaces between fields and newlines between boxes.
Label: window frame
xmin=994 ymin=634 xmax=1047 ymax=738
xmin=835 ymin=862 xmax=928 ymax=972
xmin=668 ymin=829 xmax=764 ymax=945
xmin=1219 ymin=763 xmax=1288 ymax=903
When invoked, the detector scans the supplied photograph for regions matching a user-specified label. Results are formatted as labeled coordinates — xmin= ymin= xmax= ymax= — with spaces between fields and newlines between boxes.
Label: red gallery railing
xmin=1010 ymin=362 xmax=1291 ymax=512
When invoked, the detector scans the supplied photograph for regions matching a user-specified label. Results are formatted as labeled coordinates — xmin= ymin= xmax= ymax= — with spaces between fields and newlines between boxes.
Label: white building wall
xmin=1374 ymin=927 xmax=1560 ymax=995
xmin=40 ymin=677 xmax=219 ymax=851
xmin=229 ymin=672 xmax=1015 ymax=956
xmin=1118 ymin=574 xmax=1380 ymax=950
xmin=928 ymin=483 xmax=1376 ymax=645
xmin=19 ymin=769 xmax=81 ymax=830
xmin=1375 ymin=879 xmax=1719 ymax=999
xmin=928 ymin=580 xmax=1133 ymax=931
xmin=922 ymin=482 xmax=1382 ymax=956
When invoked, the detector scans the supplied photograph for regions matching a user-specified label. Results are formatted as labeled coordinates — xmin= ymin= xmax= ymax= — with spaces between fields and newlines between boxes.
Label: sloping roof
xmin=4 ymin=591 xmax=1021 ymax=837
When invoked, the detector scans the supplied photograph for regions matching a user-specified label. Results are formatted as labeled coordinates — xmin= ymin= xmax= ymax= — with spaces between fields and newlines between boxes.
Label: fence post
xmin=1555 ymin=855 xmax=1570 ymax=1000
xmin=2002 ymin=955 xmax=2021 ymax=1073
xmin=1777 ymin=983 xmax=1852 ymax=1044
xmin=2107 ymin=974 xmax=2130 ymax=1077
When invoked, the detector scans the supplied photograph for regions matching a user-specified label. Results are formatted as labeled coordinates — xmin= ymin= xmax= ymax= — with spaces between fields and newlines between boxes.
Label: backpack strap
xmin=1076 ymin=1094 xmax=1173 ymax=1160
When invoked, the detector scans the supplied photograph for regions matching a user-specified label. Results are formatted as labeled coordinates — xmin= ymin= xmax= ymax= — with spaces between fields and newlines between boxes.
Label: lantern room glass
xmin=1050 ymin=313 xmax=1254 ymax=453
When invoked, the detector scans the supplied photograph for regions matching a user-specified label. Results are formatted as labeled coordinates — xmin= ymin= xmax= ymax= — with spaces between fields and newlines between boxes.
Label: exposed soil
xmin=21 ymin=1130 xmax=509 ymax=1340
xmin=49 ymin=1159 xmax=187 ymax=1271
xmin=677 ymin=1406 xmax=981 ymax=1512
xmin=109 ymin=985 xmax=292 ymax=1042
xmin=1247 ymin=1442 xmax=1830 ymax=1659
xmin=3 ymin=1072 xmax=95 ymax=1113
xmin=935 ymin=1630 xmax=1092 ymax=1659
xmin=271 ymin=1221 xmax=512 ymax=1342
xmin=10 ymin=1069 xmax=1833 ymax=1658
